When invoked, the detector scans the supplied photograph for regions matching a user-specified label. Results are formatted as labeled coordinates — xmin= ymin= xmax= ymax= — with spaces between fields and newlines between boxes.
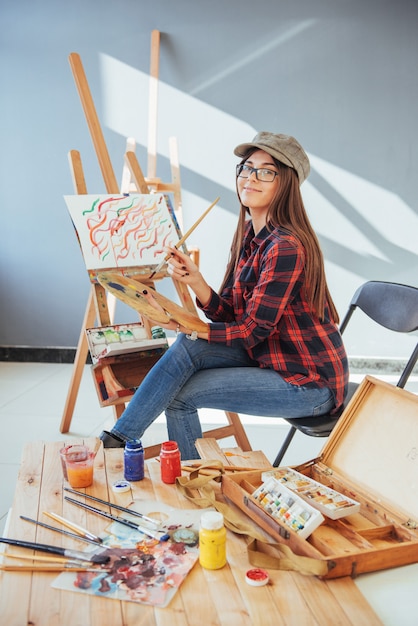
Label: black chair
xmin=272 ymin=281 xmax=418 ymax=467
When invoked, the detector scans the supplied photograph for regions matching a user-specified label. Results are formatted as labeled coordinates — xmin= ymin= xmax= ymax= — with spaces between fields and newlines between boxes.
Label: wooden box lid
xmin=318 ymin=375 xmax=418 ymax=522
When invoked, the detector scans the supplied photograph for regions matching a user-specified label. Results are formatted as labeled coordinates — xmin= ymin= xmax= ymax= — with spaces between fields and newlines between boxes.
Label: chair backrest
xmin=339 ymin=281 xmax=418 ymax=389
xmin=339 ymin=281 xmax=418 ymax=334
xmin=271 ymin=281 xmax=418 ymax=467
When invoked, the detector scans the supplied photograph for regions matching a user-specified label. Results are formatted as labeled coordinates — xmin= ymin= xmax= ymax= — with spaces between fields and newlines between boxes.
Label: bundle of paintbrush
xmin=20 ymin=514 xmax=103 ymax=546
xmin=63 ymin=487 xmax=170 ymax=541
xmin=0 ymin=488 xmax=171 ymax=576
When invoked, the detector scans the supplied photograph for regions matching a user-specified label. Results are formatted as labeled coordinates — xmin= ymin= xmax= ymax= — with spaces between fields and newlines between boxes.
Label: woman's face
xmin=236 ymin=149 xmax=280 ymax=216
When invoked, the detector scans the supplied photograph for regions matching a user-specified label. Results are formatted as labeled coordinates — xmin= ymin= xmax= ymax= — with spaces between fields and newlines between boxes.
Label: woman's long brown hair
xmin=219 ymin=155 xmax=339 ymax=324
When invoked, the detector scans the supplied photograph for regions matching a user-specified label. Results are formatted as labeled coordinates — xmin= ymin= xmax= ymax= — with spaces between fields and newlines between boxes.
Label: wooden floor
xmin=1 ymin=362 xmax=418 ymax=625
xmin=0 ymin=440 xmax=383 ymax=626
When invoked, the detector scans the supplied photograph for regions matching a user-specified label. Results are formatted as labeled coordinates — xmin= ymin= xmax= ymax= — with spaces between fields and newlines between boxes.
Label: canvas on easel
xmin=60 ymin=38 xmax=252 ymax=458
xmin=64 ymin=193 xmax=178 ymax=274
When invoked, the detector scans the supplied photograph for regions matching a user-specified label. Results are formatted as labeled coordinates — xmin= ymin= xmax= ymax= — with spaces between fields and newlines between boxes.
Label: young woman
xmin=100 ymin=131 xmax=349 ymax=460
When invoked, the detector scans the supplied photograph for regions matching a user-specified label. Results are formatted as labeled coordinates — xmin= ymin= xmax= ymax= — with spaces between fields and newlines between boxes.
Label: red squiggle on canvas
xmin=84 ymin=196 xmax=173 ymax=264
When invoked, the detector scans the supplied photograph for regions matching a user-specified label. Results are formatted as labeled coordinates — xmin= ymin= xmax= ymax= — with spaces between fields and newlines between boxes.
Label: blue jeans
xmin=111 ymin=333 xmax=335 ymax=460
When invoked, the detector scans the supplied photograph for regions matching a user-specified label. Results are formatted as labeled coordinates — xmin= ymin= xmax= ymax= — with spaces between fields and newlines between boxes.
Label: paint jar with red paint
xmin=160 ymin=440 xmax=182 ymax=484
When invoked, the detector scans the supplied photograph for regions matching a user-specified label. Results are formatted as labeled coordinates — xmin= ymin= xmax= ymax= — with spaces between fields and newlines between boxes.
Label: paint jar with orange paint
xmin=65 ymin=445 xmax=94 ymax=488
xmin=60 ymin=444 xmax=87 ymax=481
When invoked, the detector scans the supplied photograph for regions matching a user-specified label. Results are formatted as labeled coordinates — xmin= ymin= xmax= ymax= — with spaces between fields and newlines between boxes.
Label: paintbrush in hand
xmin=149 ymin=196 xmax=220 ymax=279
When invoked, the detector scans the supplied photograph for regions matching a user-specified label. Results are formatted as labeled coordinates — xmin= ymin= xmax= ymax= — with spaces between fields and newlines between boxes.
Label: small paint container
xmin=65 ymin=445 xmax=94 ymax=488
xmin=60 ymin=444 xmax=89 ymax=481
xmin=171 ymin=528 xmax=199 ymax=546
xmin=151 ymin=326 xmax=166 ymax=339
xmin=124 ymin=439 xmax=145 ymax=481
xmin=245 ymin=568 xmax=269 ymax=586
xmin=199 ymin=511 xmax=227 ymax=570
xmin=112 ymin=480 xmax=131 ymax=494
xmin=160 ymin=440 xmax=182 ymax=484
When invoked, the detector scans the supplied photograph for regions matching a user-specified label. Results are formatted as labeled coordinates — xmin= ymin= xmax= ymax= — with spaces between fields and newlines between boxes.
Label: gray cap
xmin=234 ymin=131 xmax=310 ymax=184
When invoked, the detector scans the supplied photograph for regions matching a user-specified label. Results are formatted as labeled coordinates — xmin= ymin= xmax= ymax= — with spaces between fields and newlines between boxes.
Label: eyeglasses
xmin=236 ymin=163 xmax=279 ymax=183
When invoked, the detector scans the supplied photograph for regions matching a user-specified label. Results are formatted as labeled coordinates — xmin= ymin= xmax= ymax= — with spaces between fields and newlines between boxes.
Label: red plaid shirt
xmin=198 ymin=222 xmax=348 ymax=412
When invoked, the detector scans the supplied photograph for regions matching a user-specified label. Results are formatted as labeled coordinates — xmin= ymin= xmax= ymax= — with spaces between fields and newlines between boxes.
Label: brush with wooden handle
xmin=148 ymin=196 xmax=220 ymax=279
xmin=0 ymin=537 xmax=110 ymax=564
xmin=20 ymin=515 xmax=103 ymax=546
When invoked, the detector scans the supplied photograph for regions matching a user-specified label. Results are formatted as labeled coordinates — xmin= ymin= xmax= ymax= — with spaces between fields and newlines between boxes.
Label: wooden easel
xmin=60 ymin=39 xmax=251 ymax=457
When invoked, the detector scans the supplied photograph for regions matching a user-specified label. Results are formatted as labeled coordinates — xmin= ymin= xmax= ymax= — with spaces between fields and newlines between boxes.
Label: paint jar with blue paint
xmin=151 ymin=326 xmax=166 ymax=339
xmin=124 ymin=439 xmax=144 ymax=482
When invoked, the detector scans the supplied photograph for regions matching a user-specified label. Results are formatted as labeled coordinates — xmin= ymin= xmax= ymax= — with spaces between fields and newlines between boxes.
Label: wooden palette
xmin=98 ymin=271 xmax=209 ymax=332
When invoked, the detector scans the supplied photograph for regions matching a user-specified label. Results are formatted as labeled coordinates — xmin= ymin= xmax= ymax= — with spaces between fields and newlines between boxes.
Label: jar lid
xmin=245 ymin=568 xmax=269 ymax=586
xmin=112 ymin=480 xmax=131 ymax=494
xmin=160 ymin=440 xmax=179 ymax=453
xmin=125 ymin=439 xmax=143 ymax=449
xmin=200 ymin=511 xmax=224 ymax=530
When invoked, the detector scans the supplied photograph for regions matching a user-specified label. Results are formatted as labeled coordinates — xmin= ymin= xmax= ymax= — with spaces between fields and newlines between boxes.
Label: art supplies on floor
xmin=261 ymin=467 xmax=361 ymax=520
xmin=251 ymin=477 xmax=324 ymax=539
xmin=51 ymin=500 xmax=207 ymax=608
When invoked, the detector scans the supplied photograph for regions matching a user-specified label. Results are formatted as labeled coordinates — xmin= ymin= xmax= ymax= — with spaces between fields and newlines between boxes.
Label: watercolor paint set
xmin=260 ymin=467 xmax=361 ymax=520
xmin=86 ymin=322 xmax=169 ymax=407
xmin=222 ymin=376 xmax=418 ymax=578
xmin=251 ymin=476 xmax=324 ymax=539
xmin=86 ymin=322 xmax=168 ymax=363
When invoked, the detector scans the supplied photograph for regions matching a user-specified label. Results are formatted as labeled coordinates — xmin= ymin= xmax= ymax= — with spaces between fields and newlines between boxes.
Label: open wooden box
xmin=91 ymin=347 xmax=167 ymax=407
xmin=222 ymin=375 xmax=418 ymax=578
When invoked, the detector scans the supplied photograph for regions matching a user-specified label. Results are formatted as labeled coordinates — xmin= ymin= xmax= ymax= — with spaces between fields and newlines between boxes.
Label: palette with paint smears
xmin=98 ymin=271 xmax=208 ymax=332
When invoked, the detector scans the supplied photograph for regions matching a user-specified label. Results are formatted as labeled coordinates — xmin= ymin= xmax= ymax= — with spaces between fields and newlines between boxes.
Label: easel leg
xmin=60 ymin=286 xmax=96 ymax=433
xmin=65 ymin=46 xmax=253 ymax=454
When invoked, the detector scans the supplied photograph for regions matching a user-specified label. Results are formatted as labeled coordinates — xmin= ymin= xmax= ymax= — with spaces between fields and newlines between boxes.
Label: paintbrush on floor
xmin=0 ymin=538 xmax=110 ymax=565
xmin=20 ymin=515 xmax=103 ymax=546
xmin=3 ymin=552 xmax=89 ymax=565
xmin=1 ymin=553 xmax=109 ymax=572
xmin=42 ymin=511 xmax=102 ymax=543
xmin=0 ymin=564 xmax=108 ymax=573
xmin=64 ymin=497 xmax=170 ymax=541
xmin=63 ymin=487 xmax=158 ymax=527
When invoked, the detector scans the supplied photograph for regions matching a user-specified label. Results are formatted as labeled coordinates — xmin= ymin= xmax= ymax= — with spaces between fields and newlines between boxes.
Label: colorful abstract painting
xmin=65 ymin=194 xmax=177 ymax=270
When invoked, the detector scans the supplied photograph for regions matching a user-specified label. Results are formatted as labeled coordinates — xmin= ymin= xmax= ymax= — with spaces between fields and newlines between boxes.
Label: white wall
xmin=1 ymin=0 xmax=417 ymax=359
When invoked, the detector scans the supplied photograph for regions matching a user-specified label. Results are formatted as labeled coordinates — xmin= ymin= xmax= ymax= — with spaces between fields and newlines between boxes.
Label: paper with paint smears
xmin=65 ymin=193 xmax=177 ymax=270
xmin=51 ymin=500 xmax=206 ymax=607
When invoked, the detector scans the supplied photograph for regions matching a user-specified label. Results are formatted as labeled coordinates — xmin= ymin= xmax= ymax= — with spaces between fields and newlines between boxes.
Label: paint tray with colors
xmin=261 ymin=467 xmax=361 ymax=520
xmin=251 ymin=477 xmax=324 ymax=539
xmin=86 ymin=323 xmax=168 ymax=363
